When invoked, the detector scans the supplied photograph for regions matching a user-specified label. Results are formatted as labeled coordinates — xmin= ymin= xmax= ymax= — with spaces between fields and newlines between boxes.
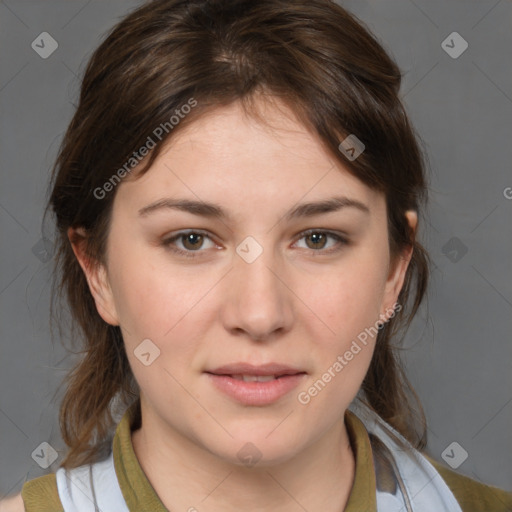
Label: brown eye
xmin=181 ymin=232 xmax=204 ymax=250
xmin=294 ymin=230 xmax=348 ymax=254
xmin=162 ymin=230 xmax=216 ymax=258
xmin=304 ymin=232 xmax=328 ymax=250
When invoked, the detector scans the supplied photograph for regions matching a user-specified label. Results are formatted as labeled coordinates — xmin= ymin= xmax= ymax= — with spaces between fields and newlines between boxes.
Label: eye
xmin=162 ymin=230 xmax=217 ymax=258
xmin=162 ymin=229 xmax=348 ymax=259
xmin=294 ymin=230 xmax=348 ymax=253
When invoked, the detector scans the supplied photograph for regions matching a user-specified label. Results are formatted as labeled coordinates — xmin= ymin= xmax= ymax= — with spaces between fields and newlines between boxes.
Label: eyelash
xmin=161 ymin=229 xmax=349 ymax=259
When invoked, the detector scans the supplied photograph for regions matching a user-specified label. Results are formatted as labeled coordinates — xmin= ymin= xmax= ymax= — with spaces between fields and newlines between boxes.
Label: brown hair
xmin=48 ymin=0 xmax=429 ymax=470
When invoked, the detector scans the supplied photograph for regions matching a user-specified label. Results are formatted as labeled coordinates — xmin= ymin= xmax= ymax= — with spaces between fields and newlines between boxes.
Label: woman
xmin=2 ymin=0 xmax=510 ymax=510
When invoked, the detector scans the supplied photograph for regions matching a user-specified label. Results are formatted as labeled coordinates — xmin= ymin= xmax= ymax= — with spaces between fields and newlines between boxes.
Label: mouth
xmin=227 ymin=374 xmax=298 ymax=382
xmin=206 ymin=362 xmax=306 ymax=377
xmin=205 ymin=363 xmax=307 ymax=405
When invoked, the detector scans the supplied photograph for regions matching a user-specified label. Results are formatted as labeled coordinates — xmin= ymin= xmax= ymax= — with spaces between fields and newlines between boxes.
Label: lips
xmin=205 ymin=362 xmax=307 ymax=405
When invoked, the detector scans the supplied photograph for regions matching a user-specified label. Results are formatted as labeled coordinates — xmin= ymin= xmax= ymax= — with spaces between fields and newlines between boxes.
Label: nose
xmin=220 ymin=239 xmax=294 ymax=342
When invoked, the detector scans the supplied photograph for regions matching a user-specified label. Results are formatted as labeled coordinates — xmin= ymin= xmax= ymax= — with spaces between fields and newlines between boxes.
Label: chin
xmin=206 ymin=435 xmax=303 ymax=469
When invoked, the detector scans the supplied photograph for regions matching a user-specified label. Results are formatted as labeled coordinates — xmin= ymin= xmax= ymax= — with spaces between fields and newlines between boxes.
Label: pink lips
xmin=205 ymin=362 xmax=307 ymax=406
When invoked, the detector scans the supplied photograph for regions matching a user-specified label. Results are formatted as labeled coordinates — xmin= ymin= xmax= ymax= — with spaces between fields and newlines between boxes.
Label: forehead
xmin=115 ymin=98 xmax=384 ymax=218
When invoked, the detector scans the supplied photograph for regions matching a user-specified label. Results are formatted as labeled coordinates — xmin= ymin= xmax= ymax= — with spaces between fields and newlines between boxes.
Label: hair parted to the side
xmin=48 ymin=0 xmax=430 ymax=470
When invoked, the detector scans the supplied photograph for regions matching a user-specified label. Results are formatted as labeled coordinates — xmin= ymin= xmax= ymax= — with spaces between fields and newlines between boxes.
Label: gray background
xmin=1 ymin=0 xmax=511 ymax=499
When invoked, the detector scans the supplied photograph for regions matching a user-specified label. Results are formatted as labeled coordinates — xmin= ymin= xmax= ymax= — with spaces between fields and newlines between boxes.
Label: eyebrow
xmin=138 ymin=195 xmax=370 ymax=220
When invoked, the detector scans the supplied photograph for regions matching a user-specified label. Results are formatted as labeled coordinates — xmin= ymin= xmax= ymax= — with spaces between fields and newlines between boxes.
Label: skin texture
xmin=0 ymin=493 xmax=25 ymax=512
xmin=71 ymin=97 xmax=416 ymax=512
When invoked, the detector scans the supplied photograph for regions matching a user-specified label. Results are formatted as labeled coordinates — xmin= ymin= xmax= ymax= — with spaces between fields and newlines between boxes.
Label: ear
xmin=67 ymin=227 xmax=120 ymax=326
xmin=381 ymin=210 xmax=417 ymax=317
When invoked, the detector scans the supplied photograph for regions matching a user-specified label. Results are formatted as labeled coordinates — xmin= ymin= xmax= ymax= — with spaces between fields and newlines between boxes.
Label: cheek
xmin=305 ymin=253 xmax=389 ymax=343
xmin=108 ymin=250 xmax=206 ymax=346
xmin=108 ymin=254 xmax=231 ymax=393
xmin=111 ymin=258 xmax=209 ymax=398
xmin=296 ymin=261 xmax=386 ymax=415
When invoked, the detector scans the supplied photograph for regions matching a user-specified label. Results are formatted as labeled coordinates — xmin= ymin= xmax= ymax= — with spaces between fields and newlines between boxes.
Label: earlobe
xmin=381 ymin=210 xmax=417 ymax=315
xmin=67 ymin=227 xmax=120 ymax=326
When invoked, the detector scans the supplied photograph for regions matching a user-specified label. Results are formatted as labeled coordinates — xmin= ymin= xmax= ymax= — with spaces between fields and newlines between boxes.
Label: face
xmin=73 ymin=97 xmax=414 ymax=466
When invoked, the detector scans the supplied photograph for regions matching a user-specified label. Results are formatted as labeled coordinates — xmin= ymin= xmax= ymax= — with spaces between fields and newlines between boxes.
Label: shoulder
xmin=15 ymin=473 xmax=63 ymax=512
xmin=0 ymin=493 xmax=25 ymax=512
xmin=425 ymin=454 xmax=512 ymax=512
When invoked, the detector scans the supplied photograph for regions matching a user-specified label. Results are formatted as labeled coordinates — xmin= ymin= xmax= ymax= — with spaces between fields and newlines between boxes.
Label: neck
xmin=131 ymin=408 xmax=355 ymax=512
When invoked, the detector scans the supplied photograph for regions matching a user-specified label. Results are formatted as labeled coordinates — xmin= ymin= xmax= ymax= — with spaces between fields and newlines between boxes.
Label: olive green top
xmin=20 ymin=403 xmax=512 ymax=511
